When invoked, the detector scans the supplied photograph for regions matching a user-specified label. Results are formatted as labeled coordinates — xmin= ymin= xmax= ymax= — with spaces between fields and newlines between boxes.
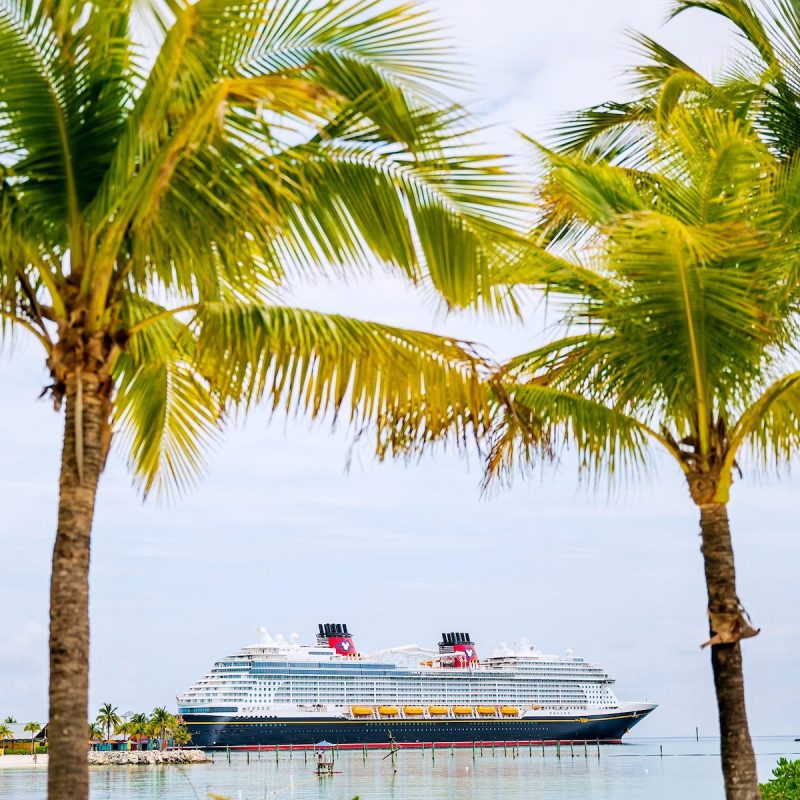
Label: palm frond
xmin=189 ymin=301 xmax=491 ymax=457
xmin=484 ymin=382 xmax=650 ymax=489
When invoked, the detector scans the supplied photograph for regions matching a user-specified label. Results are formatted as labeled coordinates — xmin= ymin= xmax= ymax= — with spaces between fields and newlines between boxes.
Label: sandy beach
xmin=0 ymin=754 xmax=48 ymax=768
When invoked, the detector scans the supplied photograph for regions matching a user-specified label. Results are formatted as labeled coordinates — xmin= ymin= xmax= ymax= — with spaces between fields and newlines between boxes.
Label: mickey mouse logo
xmin=465 ymin=648 xmax=474 ymax=658
xmin=339 ymin=640 xmax=351 ymax=652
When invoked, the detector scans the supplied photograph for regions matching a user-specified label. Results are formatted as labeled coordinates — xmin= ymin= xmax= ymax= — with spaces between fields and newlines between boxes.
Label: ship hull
xmin=184 ymin=707 xmax=654 ymax=749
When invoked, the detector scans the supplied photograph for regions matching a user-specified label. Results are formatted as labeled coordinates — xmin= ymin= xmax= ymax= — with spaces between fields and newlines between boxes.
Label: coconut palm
xmin=488 ymin=107 xmax=800 ymax=800
xmin=0 ymin=724 xmax=13 ymax=755
xmin=173 ymin=726 xmax=192 ymax=750
xmin=0 ymin=0 xmax=521 ymax=796
xmin=23 ymin=722 xmax=41 ymax=755
xmin=149 ymin=707 xmax=177 ymax=750
xmin=86 ymin=723 xmax=102 ymax=744
xmin=552 ymin=1 xmax=800 ymax=166
xmin=95 ymin=704 xmax=120 ymax=743
xmin=128 ymin=713 xmax=148 ymax=751
xmin=114 ymin=721 xmax=131 ymax=748
xmin=2 ymin=717 xmax=16 ymax=725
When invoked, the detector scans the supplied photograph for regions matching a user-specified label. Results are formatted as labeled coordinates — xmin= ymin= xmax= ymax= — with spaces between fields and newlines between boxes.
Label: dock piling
xmin=556 ymin=740 xmax=561 ymax=759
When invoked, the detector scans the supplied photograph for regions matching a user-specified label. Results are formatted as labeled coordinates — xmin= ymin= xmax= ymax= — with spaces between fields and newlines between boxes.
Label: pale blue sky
xmin=1 ymin=1 xmax=798 ymax=738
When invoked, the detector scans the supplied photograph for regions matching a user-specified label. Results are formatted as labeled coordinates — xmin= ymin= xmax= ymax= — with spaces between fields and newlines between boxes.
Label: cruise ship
xmin=177 ymin=624 xmax=656 ymax=748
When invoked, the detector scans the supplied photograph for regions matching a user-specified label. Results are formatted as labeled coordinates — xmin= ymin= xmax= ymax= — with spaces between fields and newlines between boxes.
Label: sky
xmin=1 ymin=0 xmax=799 ymax=739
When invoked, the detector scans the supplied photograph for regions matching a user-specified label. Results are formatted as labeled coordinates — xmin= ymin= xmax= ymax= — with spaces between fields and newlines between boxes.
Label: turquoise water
xmin=2 ymin=738 xmax=798 ymax=799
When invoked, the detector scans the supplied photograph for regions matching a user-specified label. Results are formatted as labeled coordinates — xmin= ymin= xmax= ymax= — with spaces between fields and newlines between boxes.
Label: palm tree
xmin=23 ymin=722 xmax=41 ymax=755
xmin=114 ymin=721 xmax=131 ymax=749
xmin=0 ymin=0 xmax=520 ymax=797
xmin=86 ymin=723 xmax=102 ymax=744
xmin=95 ymin=704 xmax=120 ymax=744
xmin=489 ymin=107 xmax=800 ymax=800
xmin=128 ymin=713 xmax=148 ymax=751
xmin=0 ymin=724 xmax=13 ymax=755
xmin=3 ymin=717 xmax=16 ymax=724
xmin=149 ymin=707 xmax=177 ymax=750
xmin=552 ymin=1 xmax=800 ymax=166
xmin=173 ymin=726 xmax=192 ymax=750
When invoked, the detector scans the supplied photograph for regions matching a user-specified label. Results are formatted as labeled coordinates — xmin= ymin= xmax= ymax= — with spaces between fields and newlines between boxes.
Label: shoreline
xmin=0 ymin=751 xmax=210 ymax=768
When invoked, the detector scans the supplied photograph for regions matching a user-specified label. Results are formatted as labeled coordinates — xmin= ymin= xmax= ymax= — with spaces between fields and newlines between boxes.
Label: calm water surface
xmin=2 ymin=738 xmax=798 ymax=799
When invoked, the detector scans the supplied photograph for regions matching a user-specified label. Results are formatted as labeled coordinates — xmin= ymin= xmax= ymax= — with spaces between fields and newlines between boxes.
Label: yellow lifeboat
xmin=351 ymin=706 xmax=373 ymax=717
xmin=530 ymin=704 xmax=542 ymax=711
xmin=452 ymin=706 xmax=473 ymax=716
xmin=404 ymin=706 xmax=424 ymax=716
xmin=428 ymin=706 xmax=448 ymax=716
xmin=378 ymin=706 xmax=399 ymax=717
xmin=477 ymin=706 xmax=496 ymax=716
xmin=500 ymin=706 xmax=519 ymax=717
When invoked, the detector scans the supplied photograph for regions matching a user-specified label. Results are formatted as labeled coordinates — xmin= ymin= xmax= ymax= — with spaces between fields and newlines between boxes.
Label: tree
xmin=2 ymin=717 xmax=16 ymax=724
xmin=86 ymin=723 xmax=102 ymax=743
xmin=95 ymin=704 xmax=120 ymax=743
xmin=488 ymin=107 xmax=800 ymax=800
xmin=0 ymin=724 xmax=13 ymax=755
xmin=173 ymin=726 xmax=192 ymax=750
xmin=24 ymin=722 xmax=41 ymax=755
xmin=114 ymin=721 xmax=131 ymax=748
xmin=149 ymin=707 xmax=177 ymax=750
xmin=760 ymin=759 xmax=800 ymax=800
xmin=128 ymin=713 xmax=148 ymax=751
xmin=0 ymin=0 xmax=520 ymax=797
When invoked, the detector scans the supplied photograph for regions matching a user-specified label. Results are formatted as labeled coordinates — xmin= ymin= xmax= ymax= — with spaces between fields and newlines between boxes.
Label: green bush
xmin=761 ymin=758 xmax=800 ymax=799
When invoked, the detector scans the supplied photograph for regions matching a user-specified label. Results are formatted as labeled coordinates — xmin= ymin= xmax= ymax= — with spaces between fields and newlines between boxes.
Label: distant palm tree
xmin=86 ymin=723 xmax=102 ymax=744
xmin=0 ymin=724 xmax=13 ymax=755
xmin=2 ymin=717 xmax=16 ymax=725
xmin=490 ymin=107 xmax=800 ymax=800
xmin=149 ymin=708 xmax=175 ymax=750
xmin=23 ymin=722 xmax=41 ymax=755
xmin=0 ymin=1 xmax=518 ymax=797
xmin=128 ymin=713 xmax=148 ymax=751
xmin=114 ymin=721 xmax=131 ymax=748
xmin=95 ymin=704 xmax=120 ymax=743
xmin=173 ymin=726 xmax=192 ymax=750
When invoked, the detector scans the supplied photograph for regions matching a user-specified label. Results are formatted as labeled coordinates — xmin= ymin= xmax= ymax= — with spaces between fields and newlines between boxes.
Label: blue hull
xmin=184 ymin=708 xmax=653 ymax=748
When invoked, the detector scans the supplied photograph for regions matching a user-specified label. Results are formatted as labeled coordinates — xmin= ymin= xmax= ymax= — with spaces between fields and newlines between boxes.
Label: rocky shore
xmin=88 ymin=750 xmax=210 ymax=765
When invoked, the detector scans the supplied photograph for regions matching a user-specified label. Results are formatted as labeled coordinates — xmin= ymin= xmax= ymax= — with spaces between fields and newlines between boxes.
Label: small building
xmin=4 ymin=723 xmax=47 ymax=751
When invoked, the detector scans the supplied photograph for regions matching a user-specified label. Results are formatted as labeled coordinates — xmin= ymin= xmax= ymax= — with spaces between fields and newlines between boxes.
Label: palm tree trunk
xmin=699 ymin=503 xmax=760 ymax=800
xmin=48 ymin=370 xmax=107 ymax=800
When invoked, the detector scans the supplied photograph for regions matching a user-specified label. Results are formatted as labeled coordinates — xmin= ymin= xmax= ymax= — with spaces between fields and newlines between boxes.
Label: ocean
xmin=2 ymin=737 xmax=798 ymax=799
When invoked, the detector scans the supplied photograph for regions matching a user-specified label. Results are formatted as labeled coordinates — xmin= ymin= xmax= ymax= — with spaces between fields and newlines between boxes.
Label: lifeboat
xmin=500 ymin=706 xmax=519 ymax=717
xmin=530 ymin=704 xmax=542 ymax=711
xmin=452 ymin=706 xmax=473 ymax=716
xmin=428 ymin=706 xmax=448 ymax=716
xmin=351 ymin=706 xmax=373 ymax=717
xmin=404 ymin=706 xmax=424 ymax=716
xmin=477 ymin=706 xmax=497 ymax=716
xmin=378 ymin=706 xmax=399 ymax=717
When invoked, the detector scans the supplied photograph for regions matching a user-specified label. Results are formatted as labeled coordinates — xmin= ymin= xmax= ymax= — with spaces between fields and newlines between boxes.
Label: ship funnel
xmin=316 ymin=622 xmax=357 ymax=656
xmin=438 ymin=630 xmax=478 ymax=668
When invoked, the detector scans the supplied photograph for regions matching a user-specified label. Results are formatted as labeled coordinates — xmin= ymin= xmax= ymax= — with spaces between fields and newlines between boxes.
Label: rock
xmin=88 ymin=749 xmax=210 ymax=765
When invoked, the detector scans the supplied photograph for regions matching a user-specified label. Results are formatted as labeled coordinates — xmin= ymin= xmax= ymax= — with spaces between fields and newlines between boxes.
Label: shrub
xmin=761 ymin=758 xmax=800 ymax=799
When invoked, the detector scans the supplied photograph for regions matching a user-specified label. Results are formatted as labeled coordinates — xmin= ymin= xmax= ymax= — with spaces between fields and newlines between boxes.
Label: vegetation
xmin=95 ymin=704 xmax=120 ymax=743
xmin=487 ymin=94 xmax=800 ymax=799
xmin=0 ymin=724 xmax=12 ymax=755
xmin=2 ymin=717 xmax=16 ymax=724
xmin=86 ymin=723 xmax=103 ymax=742
xmin=87 ymin=705 xmax=190 ymax=750
xmin=760 ymin=759 xmax=800 ymax=800
xmin=0 ymin=0 xmax=521 ymax=795
xmin=23 ymin=721 xmax=41 ymax=755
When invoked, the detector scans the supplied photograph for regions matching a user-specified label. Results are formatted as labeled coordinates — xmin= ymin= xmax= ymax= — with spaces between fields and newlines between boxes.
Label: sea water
xmin=2 ymin=737 xmax=798 ymax=799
